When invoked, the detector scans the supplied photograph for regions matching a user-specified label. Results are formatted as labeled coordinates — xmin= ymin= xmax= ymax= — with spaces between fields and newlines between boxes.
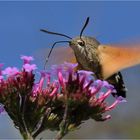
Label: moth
xmin=40 ymin=17 xmax=140 ymax=98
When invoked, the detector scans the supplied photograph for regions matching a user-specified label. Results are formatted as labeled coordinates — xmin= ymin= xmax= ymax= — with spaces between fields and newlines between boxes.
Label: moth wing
xmin=34 ymin=46 xmax=77 ymax=66
xmin=98 ymin=44 xmax=140 ymax=79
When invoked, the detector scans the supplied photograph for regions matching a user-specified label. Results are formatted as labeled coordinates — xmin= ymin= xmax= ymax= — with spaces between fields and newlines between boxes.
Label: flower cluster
xmin=0 ymin=56 xmax=126 ymax=140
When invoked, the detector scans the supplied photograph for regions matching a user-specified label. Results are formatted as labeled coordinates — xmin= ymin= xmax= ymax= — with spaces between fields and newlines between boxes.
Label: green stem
xmin=32 ymin=108 xmax=51 ymax=138
xmin=55 ymin=131 xmax=65 ymax=140
xmin=20 ymin=95 xmax=35 ymax=140
xmin=20 ymin=129 xmax=34 ymax=140
xmin=55 ymin=93 xmax=69 ymax=140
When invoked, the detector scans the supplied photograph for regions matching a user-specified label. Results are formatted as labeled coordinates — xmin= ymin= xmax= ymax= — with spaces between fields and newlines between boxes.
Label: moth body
xmin=69 ymin=36 xmax=127 ymax=97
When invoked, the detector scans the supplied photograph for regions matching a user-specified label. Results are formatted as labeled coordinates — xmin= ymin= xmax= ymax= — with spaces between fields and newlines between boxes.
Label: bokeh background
xmin=0 ymin=1 xmax=140 ymax=139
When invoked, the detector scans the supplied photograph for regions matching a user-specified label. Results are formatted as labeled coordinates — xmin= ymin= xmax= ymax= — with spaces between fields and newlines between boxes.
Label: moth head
xmin=69 ymin=36 xmax=100 ymax=53
xmin=40 ymin=17 xmax=100 ymax=68
xmin=69 ymin=37 xmax=86 ymax=50
xmin=69 ymin=17 xmax=100 ymax=54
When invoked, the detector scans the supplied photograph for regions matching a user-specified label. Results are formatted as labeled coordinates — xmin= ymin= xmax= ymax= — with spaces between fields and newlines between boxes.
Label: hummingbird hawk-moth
xmin=40 ymin=17 xmax=140 ymax=98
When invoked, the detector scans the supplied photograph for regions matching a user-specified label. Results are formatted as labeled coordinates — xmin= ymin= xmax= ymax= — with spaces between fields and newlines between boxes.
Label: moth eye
xmin=77 ymin=40 xmax=85 ymax=46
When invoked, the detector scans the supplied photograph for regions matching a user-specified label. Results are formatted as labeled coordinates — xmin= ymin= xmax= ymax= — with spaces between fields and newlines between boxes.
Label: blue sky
xmin=1 ymin=1 xmax=140 ymax=139
xmin=1 ymin=1 xmax=140 ymax=67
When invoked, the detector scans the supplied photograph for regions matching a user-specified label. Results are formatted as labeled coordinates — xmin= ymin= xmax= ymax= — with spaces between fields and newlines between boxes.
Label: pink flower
xmin=23 ymin=64 xmax=37 ymax=72
xmin=63 ymin=62 xmax=78 ymax=69
xmin=0 ymin=76 xmax=3 ymax=80
xmin=20 ymin=55 xmax=34 ymax=64
xmin=78 ymin=70 xmax=94 ymax=76
xmin=0 ymin=56 xmax=126 ymax=140
xmin=105 ymin=96 xmax=127 ymax=111
xmin=0 ymin=76 xmax=3 ymax=83
xmin=37 ymin=71 xmax=48 ymax=91
xmin=2 ymin=67 xmax=19 ymax=77
xmin=58 ymin=71 xmax=65 ymax=89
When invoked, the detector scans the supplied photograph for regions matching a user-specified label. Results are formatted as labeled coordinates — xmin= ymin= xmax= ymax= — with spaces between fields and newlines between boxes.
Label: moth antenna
xmin=80 ymin=17 xmax=90 ymax=40
xmin=44 ymin=41 xmax=70 ymax=69
xmin=40 ymin=29 xmax=72 ymax=40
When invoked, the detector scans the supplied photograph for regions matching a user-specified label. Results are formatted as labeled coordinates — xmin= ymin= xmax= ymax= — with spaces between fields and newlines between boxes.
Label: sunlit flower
xmin=20 ymin=55 xmax=34 ymax=64
xmin=0 ymin=55 xmax=126 ymax=140
xmin=23 ymin=63 xmax=37 ymax=72
xmin=2 ymin=67 xmax=19 ymax=77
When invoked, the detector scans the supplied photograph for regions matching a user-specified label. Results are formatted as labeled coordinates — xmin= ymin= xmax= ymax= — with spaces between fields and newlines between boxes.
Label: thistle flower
xmin=0 ymin=56 xmax=126 ymax=140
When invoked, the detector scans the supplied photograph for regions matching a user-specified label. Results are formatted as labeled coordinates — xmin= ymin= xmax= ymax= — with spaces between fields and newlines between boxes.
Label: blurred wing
xmin=34 ymin=46 xmax=77 ymax=66
xmin=98 ymin=44 xmax=140 ymax=79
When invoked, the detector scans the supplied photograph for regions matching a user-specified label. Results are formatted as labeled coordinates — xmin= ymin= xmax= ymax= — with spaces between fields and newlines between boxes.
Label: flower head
xmin=23 ymin=63 xmax=37 ymax=72
xmin=0 ymin=56 xmax=126 ymax=139
xmin=20 ymin=55 xmax=34 ymax=64
xmin=2 ymin=67 xmax=19 ymax=77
